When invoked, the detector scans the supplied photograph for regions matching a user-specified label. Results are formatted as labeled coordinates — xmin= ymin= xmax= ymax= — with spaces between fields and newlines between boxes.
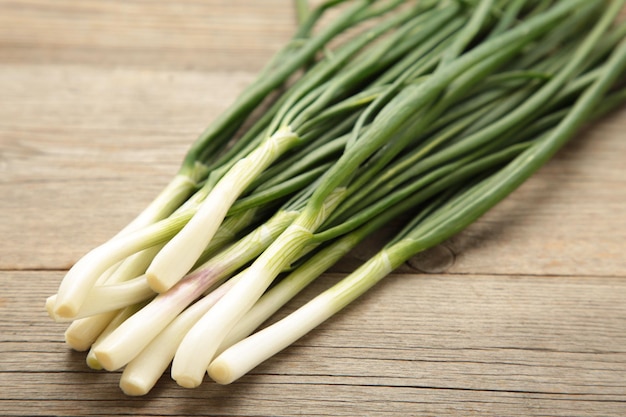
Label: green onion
xmin=209 ymin=32 xmax=626 ymax=384
xmin=46 ymin=0 xmax=626 ymax=395
xmin=171 ymin=0 xmax=600 ymax=387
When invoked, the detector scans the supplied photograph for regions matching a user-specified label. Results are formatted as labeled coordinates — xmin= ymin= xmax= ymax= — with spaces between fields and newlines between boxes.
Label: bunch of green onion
xmin=46 ymin=0 xmax=626 ymax=395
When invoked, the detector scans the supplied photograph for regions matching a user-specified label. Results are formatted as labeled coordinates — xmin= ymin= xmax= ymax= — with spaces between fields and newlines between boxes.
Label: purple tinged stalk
xmin=93 ymin=264 xmax=227 ymax=371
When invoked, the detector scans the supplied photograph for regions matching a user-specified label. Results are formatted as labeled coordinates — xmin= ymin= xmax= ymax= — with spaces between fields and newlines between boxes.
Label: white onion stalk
xmin=192 ymin=206 xmax=260 ymax=265
xmin=146 ymin=127 xmax=301 ymax=293
xmin=93 ymin=269 xmax=228 ymax=371
xmin=93 ymin=210 xmax=298 ymax=371
xmin=99 ymin=244 xmax=162 ymax=286
xmin=47 ymin=276 xmax=155 ymax=322
xmin=52 ymin=211 xmax=194 ymax=319
xmin=208 ymin=246 xmax=403 ymax=385
xmin=217 ymin=232 xmax=362 ymax=354
xmin=57 ymin=245 xmax=163 ymax=347
xmin=53 ymin=211 xmax=254 ymax=348
xmin=86 ymin=303 xmax=147 ymax=370
xmin=52 ymin=175 xmax=198 ymax=318
xmin=171 ymin=188 xmax=346 ymax=388
xmin=58 ymin=185 xmax=272 ymax=350
xmin=119 ymin=274 xmax=242 ymax=396
xmin=115 ymin=174 xmax=198 ymax=237
xmin=63 ymin=312 xmax=119 ymax=352
xmin=51 ymin=206 xmax=255 ymax=320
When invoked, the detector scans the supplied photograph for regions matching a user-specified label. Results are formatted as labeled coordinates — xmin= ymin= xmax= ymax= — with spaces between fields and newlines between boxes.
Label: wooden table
xmin=1 ymin=1 xmax=625 ymax=416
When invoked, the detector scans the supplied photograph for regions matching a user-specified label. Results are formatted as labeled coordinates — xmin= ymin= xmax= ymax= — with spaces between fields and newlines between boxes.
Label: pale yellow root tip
xmin=64 ymin=331 xmax=92 ymax=352
xmin=54 ymin=302 xmax=79 ymax=320
xmin=119 ymin=375 xmax=151 ymax=396
xmin=45 ymin=295 xmax=57 ymax=320
xmin=86 ymin=351 xmax=103 ymax=370
xmin=207 ymin=359 xmax=235 ymax=385
xmin=173 ymin=374 xmax=203 ymax=389
xmin=92 ymin=348 xmax=118 ymax=372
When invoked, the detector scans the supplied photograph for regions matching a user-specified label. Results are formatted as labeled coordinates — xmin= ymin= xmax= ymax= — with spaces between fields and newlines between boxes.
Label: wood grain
xmin=1 ymin=1 xmax=625 ymax=416
xmin=2 ymin=271 xmax=626 ymax=416
xmin=0 ymin=0 xmax=295 ymax=71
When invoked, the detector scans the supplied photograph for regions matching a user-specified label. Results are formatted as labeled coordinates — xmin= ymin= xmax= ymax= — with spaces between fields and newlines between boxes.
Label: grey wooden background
xmin=1 ymin=1 xmax=625 ymax=416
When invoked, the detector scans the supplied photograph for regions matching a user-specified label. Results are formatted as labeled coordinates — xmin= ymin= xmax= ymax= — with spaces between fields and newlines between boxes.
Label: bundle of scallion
xmin=46 ymin=0 xmax=626 ymax=396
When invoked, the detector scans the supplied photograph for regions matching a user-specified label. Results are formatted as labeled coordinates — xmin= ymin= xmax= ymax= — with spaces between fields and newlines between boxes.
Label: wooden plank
xmin=1 ymin=271 xmax=625 ymax=415
xmin=0 ymin=64 xmax=255 ymax=269
xmin=0 ymin=0 xmax=296 ymax=71
xmin=1 ymin=1 xmax=625 ymax=416
xmin=1 ymin=380 xmax=625 ymax=417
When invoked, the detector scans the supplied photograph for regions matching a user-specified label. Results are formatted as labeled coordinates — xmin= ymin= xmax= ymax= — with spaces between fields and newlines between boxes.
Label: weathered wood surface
xmin=1 ymin=1 xmax=625 ymax=416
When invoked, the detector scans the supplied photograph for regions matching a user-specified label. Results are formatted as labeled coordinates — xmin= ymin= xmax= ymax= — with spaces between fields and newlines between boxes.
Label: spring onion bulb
xmin=63 ymin=312 xmax=119 ymax=352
